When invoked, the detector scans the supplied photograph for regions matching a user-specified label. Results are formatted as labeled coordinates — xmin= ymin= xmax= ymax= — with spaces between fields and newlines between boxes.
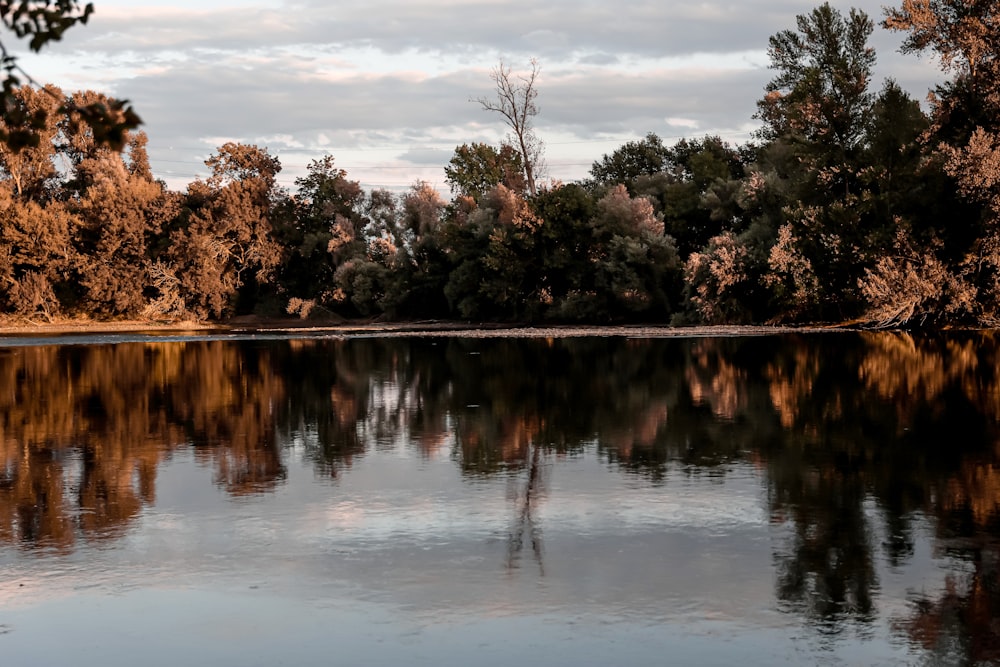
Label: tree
xmin=400 ymin=180 xmax=445 ymax=238
xmin=332 ymin=186 xmax=414 ymax=317
xmin=444 ymin=142 xmax=525 ymax=201
xmin=477 ymin=184 xmax=545 ymax=317
xmin=884 ymin=0 xmax=999 ymax=131
xmin=440 ymin=184 xmax=543 ymax=319
xmin=861 ymin=80 xmax=930 ymax=228
xmin=752 ymin=3 xmax=884 ymax=319
xmin=683 ymin=231 xmax=753 ymax=324
xmin=0 ymin=2 xmax=140 ymax=150
xmin=393 ymin=181 xmax=449 ymax=316
xmin=756 ymin=2 xmax=876 ymax=160
xmin=276 ymin=155 xmax=365 ymax=314
xmin=475 ymin=58 xmax=543 ymax=196
xmin=0 ymin=183 xmax=73 ymax=318
xmin=882 ymin=0 xmax=1000 ymax=324
xmin=589 ymin=132 xmax=671 ymax=186
xmin=67 ymin=132 xmax=176 ymax=317
xmin=166 ymin=143 xmax=285 ymax=318
xmin=882 ymin=1 xmax=1000 ymax=209
xmin=631 ymin=135 xmax=748 ymax=257
xmin=60 ymin=88 xmax=147 ymax=195
xmin=531 ymin=183 xmax=596 ymax=313
xmin=587 ymin=184 xmax=681 ymax=319
xmin=0 ymin=82 xmax=59 ymax=199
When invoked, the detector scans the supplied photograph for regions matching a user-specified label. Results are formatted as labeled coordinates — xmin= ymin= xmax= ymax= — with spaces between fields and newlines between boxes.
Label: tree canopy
xmin=2 ymin=3 xmax=1000 ymax=329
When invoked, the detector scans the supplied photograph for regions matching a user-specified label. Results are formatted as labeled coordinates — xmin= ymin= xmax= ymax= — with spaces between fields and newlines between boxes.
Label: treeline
xmin=2 ymin=1 xmax=999 ymax=327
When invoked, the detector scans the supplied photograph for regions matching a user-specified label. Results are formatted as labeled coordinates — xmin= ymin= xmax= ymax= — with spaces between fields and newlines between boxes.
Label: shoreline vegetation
xmin=2 ymin=3 xmax=998 ymax=330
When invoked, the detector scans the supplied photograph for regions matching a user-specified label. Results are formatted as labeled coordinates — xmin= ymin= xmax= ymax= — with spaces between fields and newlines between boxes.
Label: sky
xmin=20 ymin=0 xmax=944 ymax=194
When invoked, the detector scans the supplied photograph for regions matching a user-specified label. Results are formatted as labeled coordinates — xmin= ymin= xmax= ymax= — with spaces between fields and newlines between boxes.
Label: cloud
xmin=577 ymin=53 xmax=620 ymax=66
xmin=666 ymin=117 xmax=701 ymax=130
xmin=69 ymin=1 xmax=857 ymax=59
xmin=18 ymin=0 xmax=941 ymax=190
xmin=397 ymin=147 xmax=455 ymax=165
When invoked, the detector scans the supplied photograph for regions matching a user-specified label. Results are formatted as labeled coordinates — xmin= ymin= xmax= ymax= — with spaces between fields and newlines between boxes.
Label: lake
xmin=1 ymin=331 xmax=998 ymax=666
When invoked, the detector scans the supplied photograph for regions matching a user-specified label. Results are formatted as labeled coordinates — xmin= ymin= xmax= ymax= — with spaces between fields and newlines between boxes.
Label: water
xmin=1 ymin=332 xmax=998 ymax=665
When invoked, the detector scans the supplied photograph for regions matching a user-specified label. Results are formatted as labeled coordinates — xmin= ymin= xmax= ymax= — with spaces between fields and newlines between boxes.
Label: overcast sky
xmin=23 ymin=0 xmax=943 ymax=193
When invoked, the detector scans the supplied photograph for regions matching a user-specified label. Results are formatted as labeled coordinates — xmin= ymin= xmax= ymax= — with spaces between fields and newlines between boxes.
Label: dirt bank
xmin=0 ymin=316 xmax=852 ymax=339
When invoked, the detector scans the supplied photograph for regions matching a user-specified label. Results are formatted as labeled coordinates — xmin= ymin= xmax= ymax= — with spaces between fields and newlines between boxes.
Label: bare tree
xmin=474 ymin=58 xmax=544 ymax=196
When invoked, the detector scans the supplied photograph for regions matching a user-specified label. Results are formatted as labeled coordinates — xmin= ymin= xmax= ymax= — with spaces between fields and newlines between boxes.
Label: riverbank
xmin=0 ymin=316 xmax=852 ymax=338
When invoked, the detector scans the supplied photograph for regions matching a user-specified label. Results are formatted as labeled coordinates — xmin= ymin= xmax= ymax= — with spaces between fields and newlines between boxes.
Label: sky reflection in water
xmin=1 ymin=333 xmax=998 ymax=666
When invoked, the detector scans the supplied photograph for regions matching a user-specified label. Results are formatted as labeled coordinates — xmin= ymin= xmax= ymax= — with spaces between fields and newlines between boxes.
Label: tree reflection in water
xmin=506 ymin=438 xmax=546 ymax=575
xmin=0 ymin=332 xmax=999 ymax=660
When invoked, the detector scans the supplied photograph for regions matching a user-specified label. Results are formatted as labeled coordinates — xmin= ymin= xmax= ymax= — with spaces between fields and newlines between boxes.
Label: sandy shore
xmin=0 ymin=317 xmax=852 ymax=339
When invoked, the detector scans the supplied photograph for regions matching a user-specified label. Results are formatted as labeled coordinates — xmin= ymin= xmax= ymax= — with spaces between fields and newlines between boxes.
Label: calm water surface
xmin=1 ymin=332 xmax=999 ymax=666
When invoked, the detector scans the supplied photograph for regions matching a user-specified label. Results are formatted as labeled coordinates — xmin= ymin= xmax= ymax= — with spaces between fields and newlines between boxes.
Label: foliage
xmin=634 ymin=135 xmax=748 ymax=257
xmin=444 ymin=142 xmax=526 ymax=201
xmin=275 ymin=155 xmax=364 ymax=312
xmin=0 ymin=81 xmax=58 ymax=198
xmin=0 ymin=184 xmax=70 ymax=318
xmin=3 ymin=3 xmax=1000 ymax=327
xmin=67 ymin=136 xmax=176 ymax=317
xmin=0 ymin=2 xmax=140 ymax=150
xmin=858 ymin=226 xmax=974 ymax=328
xmin=756 ymin=2 xmax=876 ymax=155
xmin=745 ymin=3 xmax=936 ymax=322
xmin=683 ymin=232 xmax=752 ymax=324
xmin=883 ymin=0 xmax=1000 ymax=324
xmin=575 ymin=184 xmax=680 ymax=319
xmin=589 ymin=132 xmax=670 ymax=186
xmin=165 ymin=143 xmax=285 ymax=319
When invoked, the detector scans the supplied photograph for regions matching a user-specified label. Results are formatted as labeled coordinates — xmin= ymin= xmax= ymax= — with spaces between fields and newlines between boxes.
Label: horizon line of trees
xmin=1 ymin=1 xmax=999 ymax=328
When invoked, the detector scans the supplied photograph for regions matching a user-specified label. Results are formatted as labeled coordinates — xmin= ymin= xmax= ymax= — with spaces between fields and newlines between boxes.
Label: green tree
xmin=531 ymin=183 xmax=596 ymax=317
xmin=633 ymin=136 xmax=748 ymax=258
xmin=395 ymin=181 xmax=449 ymax=317
xmin=444 ymin=142 xmax=525 ymax=201
xmin=439 ymin=194 xmax=492 ymax=319
xmin=754 ymin=3 xmax=883 ymax=320
xmin=756 ymin=2 xmax=876 ymax=159
xmin=437 ymin=181 xmax=555 ymax=320
xmin=332 ymin=186 xmax=412 ymax=318
xmin=589 ymin=132 xmax=670 ymax=186
xmin=276 ymin=155 xmax=364 ymax=314
xmin=861 ymin=79 xmax=930 ymax=231
xmin=587 ymin=184 xmax=681 ymax=319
